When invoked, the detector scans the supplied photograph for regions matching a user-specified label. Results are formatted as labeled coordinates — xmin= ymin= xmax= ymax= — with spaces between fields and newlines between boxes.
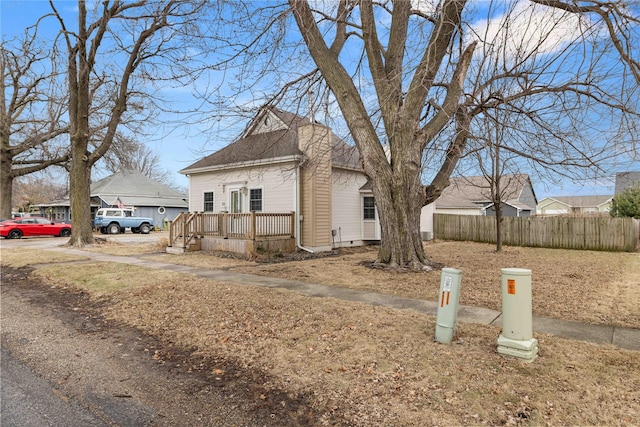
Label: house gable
xmin=435 ymin=174 xmax=536 ymax=215
xmin=246 ymin=108 xmax=308 ymax=135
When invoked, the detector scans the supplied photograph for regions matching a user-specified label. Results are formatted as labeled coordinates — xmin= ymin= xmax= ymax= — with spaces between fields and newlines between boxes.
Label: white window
xmin=204 ymin=192 xmax=214 ymax=212
xmin=249 ymin=188 xmax=263 ymax=212
xmin=363 ymin=196 xmax=376 ymax=220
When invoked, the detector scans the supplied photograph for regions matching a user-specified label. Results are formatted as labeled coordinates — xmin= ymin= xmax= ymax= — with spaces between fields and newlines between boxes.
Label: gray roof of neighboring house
xmin=435 ymin=174 xmax=534 ymax=210
xmin=180 ymin=107 xmax=360 ymax=173
xmin=540 ymin=195 xmax=613 ymax=208
xmin=32 ymin=170 xmax=188 ymax=209
xmin=615 ymin=171 xmax=640 ymax=194
xmin=91 ymin=169 xmax=188 ymax=208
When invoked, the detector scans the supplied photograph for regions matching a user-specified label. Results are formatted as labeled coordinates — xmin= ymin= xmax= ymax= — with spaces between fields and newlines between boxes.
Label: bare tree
xmin=12 ymin=172 xmax=68 ymax=214
xmin=100 ymin=134 xmax=173 ymax=184
xmin=283 ymin=0 xmax=639 ymax=269
xmin=0 ymin=23 xmax=69 ymax=219
xmin=461 ymin=109 xmax=519 ymax=252
xmin=50 ymin=0 xmax=207 ymax=246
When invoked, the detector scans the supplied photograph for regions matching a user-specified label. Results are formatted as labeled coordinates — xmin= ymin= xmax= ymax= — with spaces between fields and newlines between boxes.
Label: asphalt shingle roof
xmin=181 ymin=107 xmax=360 ymax=173
xmin=91 ymin=169 xmax=187 ymax=208
xmin=543 ymin=195 xmax=612 ymax=208
xmin=436 ymin=174 xmax=532 ymax=209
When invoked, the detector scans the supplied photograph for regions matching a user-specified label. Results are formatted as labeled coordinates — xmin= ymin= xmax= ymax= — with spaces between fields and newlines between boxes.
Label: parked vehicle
xmin=0 ymin=217 xmax=72 ymax=239
xmin=93 ymin=208 xmax=154 ymax=234
xmin=11 ymin=212 xmax=42 ymax=219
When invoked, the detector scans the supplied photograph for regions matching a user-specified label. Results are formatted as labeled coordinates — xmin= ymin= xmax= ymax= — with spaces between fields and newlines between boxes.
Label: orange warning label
xmin=507 ymin=279 xmax=516 ymax=295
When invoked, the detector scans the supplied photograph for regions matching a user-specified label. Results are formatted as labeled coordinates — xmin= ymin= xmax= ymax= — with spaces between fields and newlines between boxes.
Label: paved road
xmin=1 ymin=345 xmax=107 ymax=427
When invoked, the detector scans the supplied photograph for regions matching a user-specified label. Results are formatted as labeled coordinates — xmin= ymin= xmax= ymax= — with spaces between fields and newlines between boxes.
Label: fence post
xmin=222 ymin=212 xmax=228 ymax=238
xmin=169 ymin=212 xmax=180 ymax=247
xmin=181 ymin=213 xmax=187 ymax=248
xmin=250 ymin=211 xmax=256 ymax=240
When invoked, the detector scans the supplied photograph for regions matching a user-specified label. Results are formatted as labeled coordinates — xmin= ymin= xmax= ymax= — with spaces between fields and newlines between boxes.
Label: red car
xmin=0 ymin=217 xmax=72 ymax=239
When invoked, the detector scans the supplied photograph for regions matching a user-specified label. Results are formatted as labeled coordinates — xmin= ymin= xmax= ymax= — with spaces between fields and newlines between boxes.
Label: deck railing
xmin=169 ymin=211 xmax=295 ymax=249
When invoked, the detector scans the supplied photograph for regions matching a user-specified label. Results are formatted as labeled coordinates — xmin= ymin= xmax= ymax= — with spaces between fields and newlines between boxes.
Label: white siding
xmin=331 ymin=170 xmax=369 ymax=246
xmin=188 ymin=164 xmax=296 ymax=213
xmin=435 ymin=207 xmax=483 ymax=216
xmin=420 ymin=203 xmax=435 ymax=237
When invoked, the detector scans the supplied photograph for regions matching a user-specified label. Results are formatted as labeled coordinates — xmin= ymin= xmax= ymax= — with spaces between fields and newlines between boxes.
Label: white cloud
xmin=469 ymin=2 xmax=588 ymax=61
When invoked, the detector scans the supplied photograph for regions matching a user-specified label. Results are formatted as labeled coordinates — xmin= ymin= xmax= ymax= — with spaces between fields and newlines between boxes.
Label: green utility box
xmin=435 ymin=268 xmax=462 ymax=344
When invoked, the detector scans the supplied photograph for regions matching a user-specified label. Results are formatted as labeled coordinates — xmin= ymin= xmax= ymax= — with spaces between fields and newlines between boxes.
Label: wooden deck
xmin=167 ymin=212 xmax=296 ymax=256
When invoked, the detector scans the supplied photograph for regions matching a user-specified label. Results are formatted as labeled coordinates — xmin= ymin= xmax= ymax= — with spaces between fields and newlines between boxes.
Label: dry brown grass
xmin=100 ymin=275 xmax=640 ymax=426
xmin=83 ymin=237 xmax=170 ymax=256
xmin=6 ymin=241 xmax=639 ymax=425
xmin=0 ymin=248 xmax=91 ymax=267
xmin=147 ymin=241 xmax=640 ymax=329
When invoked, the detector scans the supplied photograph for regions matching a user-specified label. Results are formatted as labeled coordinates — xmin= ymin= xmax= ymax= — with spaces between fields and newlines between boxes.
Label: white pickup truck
xmin=94 ymin=208 xmax=154 ymax=234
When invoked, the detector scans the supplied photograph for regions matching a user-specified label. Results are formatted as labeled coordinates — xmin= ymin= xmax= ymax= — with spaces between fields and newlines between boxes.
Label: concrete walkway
xmin=49 ymin=247 xmax=640 ymax=352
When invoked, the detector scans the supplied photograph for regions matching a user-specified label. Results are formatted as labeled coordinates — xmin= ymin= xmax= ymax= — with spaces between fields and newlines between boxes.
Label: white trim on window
xmin=203 ymin=191 xmax=214 ymax=212
xmin=249 ymin=187 xmax=263 ymax=212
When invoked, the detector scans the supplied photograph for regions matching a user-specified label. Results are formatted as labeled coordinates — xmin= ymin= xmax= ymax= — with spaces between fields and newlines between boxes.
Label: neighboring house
xmin=180 ymin=107 xmax=434 ymax=252
xmin=536 ymin=195 xmax=613 ymax=216
xmin=434 ymin=174 xmax=538 ymax=217
xmin=34 ymin=169 xmax=188 ymax=227
xmin=614 ymin=171 xmax=640 ymax=194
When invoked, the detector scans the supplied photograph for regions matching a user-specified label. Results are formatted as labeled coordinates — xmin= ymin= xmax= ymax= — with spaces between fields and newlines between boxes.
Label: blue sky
xmin=1 ymin=0 xmax=214 ymax=190
xmin=2 ymin=1 xmax=638 ymax=199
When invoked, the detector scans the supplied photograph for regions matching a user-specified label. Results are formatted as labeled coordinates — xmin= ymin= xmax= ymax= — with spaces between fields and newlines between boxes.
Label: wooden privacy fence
xmin=169 ymin=211 xmax=295 ymax=250
xmin=434 ymin=214 xmax=639 ymax=252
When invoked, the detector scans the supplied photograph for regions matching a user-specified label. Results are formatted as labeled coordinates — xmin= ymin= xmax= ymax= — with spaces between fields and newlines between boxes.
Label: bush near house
xmin=610 ymin=185 xmax=640 ymax=219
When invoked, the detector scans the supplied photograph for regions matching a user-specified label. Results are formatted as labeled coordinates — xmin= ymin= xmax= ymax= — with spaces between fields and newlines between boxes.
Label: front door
xmin=230 ymin=190 xmax=242 ymax=213
xmin=229 ymin=189 xmax=243 ymax=236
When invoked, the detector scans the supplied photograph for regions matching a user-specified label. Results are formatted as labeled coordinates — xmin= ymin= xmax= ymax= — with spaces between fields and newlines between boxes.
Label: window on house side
xmin=204 ymin=192 xmax=214 ymax=212
xmin=363 ymin=196 xmax=375 ymax=220
xmin=250 ymin=188 xmax=263 ymax=212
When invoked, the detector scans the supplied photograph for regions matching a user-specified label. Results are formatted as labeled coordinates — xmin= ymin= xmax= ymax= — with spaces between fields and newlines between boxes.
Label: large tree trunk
xmin=1 ymin=158 xmax=15 ymax=221
xmin=0 ymin=53 xmax=11 ymax=219
xmin=374 ymin=175 xmax=427 ymax=269
xmin=0 ymin=166 xmax=13 ymax=218
xmin=67 ymin=141 xmax=94 ymax=246
xmin=66 ymin=0 xmax=94 ymax=247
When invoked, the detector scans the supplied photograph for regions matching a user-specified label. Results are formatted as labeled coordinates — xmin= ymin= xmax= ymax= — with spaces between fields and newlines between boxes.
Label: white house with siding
xmin=180 ymin=107 xmax=433 ymax=252
xmin=536 ymin=195 xmax=613 ymax=216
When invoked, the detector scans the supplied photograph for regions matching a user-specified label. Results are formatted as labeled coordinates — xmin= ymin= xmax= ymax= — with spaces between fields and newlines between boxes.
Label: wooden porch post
xmin=250 ymin=211 xmax=256 ymax=240
xmin=222 ymin=212 xmax=228 ymax=238
xmin=181 ymin=213 xmax=187 ymax=248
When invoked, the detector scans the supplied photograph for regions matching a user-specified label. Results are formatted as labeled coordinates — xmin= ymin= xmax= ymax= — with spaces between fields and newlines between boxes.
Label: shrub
xmin=610 ymin=185 xmax=640 ymax=219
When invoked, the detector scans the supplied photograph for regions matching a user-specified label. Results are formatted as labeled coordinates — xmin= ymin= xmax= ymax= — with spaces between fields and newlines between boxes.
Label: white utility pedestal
xmin=497 ymin=268 xmax=538 ymax=361
xmin=435 ymin=268 xmax=462 ymax=344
